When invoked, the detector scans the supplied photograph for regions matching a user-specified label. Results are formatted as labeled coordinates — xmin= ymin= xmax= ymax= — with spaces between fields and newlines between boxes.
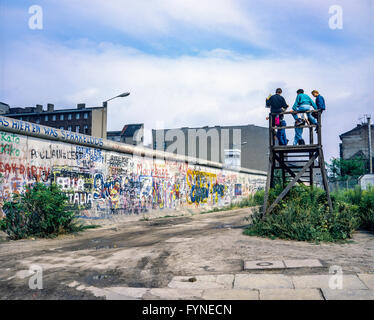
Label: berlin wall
xmin=0 ymin=116 xmax=266 ymax=219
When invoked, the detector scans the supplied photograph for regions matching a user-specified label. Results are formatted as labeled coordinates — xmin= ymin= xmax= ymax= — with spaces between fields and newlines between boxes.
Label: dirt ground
xmin=0 ymin=208 xmax=373 ymax=299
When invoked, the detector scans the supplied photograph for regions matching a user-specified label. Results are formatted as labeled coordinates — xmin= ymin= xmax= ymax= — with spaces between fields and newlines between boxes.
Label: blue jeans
xmin=292 ymin=105 xmax=317 ymax=125
xmin=293 ymin=127 xmax=303 ymax=145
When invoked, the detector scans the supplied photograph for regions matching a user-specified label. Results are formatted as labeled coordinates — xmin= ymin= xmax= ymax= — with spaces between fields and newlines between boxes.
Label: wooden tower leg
xmin=281 ymin=153 xmax=286 ymax=188
xmin=270 ymin=157 xmax=275 ymax=188
xmin=309 ymin=151 xmax=314 ymax=188
xmin=262 ymin=153 xmax=273 ymax=217
xmin=319 ymin=148 xmax=333 ymax=213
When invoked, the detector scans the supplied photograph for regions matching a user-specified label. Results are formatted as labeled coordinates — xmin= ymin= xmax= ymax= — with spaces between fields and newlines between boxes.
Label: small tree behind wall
xmin=328 ymin=156 xmax=367 ymax=180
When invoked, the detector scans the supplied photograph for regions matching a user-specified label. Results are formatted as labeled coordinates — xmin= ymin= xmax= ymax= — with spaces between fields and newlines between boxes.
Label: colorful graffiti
xmin=186 ymin=170 xmax=226 ymax=205
xmin=0 ymin=130 xmax=266 ymax=218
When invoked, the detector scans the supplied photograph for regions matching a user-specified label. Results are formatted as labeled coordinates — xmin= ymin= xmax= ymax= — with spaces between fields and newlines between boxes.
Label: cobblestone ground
xmin=0 ymin=208 xmax=373 ymax=300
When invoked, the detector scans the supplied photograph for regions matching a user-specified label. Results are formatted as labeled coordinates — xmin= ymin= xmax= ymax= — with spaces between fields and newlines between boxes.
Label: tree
xmin=328 ymin=156 xmax=366 ymax=180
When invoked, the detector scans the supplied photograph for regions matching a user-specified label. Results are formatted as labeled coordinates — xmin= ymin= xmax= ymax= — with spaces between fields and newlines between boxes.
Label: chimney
xmin=77 ymin=103 xmax=86 ymax=109
xmin=47 ymin=104 xmax=54 ymax=112
xmin=35 ymin=104 xmax=43 ymax=112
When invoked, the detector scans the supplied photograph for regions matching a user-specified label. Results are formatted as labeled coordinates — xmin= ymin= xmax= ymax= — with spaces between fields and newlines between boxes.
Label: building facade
xmin=152 ymin=124 xmax=268 ymax=172
xmin=107 ymin=124 xmax=144 ymax=146
xmin=3 ymin=103 xmax=107 ymax=138
xmin=339 ymin=121 xmax=374 ymax=165
xmin=0 ymin=102 xmax=10 ymax=114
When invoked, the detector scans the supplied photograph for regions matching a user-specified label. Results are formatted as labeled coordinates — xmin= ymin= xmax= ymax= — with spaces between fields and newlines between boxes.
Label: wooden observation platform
xmin=262 ymin=109 xmax=333 ymax=216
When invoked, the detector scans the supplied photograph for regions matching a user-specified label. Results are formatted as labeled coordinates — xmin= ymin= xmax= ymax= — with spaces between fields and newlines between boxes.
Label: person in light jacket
xmin=292 ymin=89 xmax=318 ymax=129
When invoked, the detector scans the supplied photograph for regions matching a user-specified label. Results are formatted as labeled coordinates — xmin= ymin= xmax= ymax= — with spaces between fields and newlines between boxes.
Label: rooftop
xmin=108 ymin=124 xmax=144 ymax=138
xmin=340 ymin=123 xmax=374 ymax=139
xmin=5 ymin=103 xmax=104 ymax=116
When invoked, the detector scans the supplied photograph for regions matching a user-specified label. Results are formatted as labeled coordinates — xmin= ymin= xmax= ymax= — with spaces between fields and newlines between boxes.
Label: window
xmin=76 ymin=113 xmax=80 ymax=120
xmin=59 ymin=126 xmax=64 ymax=130
xmin=52 ymin=115 xmax=56 ymax=121
xmin=19 ymin=117 xmax=23 ymax=121
xmin=76 ymin=125 xmax=80 ymax=133
xmin=84 ymin=125 xmax=89 ymax=134
xmin=60 ymin=114 xmax=64 ymax=120
xmin=84 ymin=113 xmax=88 ymax=119
xmin=35 ymin=118 xmax=40 ymax=124
xmin=44 ymin=115 xmax=48 ymax=121
xmin=68 ymin=125 xmax=72 ymax=131
xmin=68 ymin=114 xmax=72 ymax=120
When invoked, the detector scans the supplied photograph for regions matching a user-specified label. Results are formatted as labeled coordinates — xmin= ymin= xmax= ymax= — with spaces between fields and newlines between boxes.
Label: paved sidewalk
xmin=66 ymin=273 xmax=374 ymax=300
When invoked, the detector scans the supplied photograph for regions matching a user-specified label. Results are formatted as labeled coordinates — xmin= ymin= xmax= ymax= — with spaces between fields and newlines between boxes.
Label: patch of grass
xmin=200 ymin=191 xmax=264 ymax=214
xmin=244 ymin=185 xmax=363 ymax=243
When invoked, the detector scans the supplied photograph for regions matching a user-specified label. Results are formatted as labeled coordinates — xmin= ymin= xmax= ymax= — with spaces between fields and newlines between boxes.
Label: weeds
xmin=244 ymin=185 xmax=372 ymax=243
xmin=0 ymin=183 xmax=98 ymax=240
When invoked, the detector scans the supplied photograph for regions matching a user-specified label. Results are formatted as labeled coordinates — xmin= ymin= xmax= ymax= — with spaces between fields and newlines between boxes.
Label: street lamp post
xmin=101 ymin=92 xmax=130 ymax=138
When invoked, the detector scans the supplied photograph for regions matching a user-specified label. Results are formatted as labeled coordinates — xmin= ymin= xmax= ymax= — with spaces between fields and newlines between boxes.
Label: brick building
xmin=339 ymin=120 xmax=374 ymax=171
xmin=3 ymin=103 xmax=107 ymax=138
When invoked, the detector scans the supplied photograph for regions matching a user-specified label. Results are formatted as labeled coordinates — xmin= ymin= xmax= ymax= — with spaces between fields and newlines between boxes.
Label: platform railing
xmin=268 ymin=109 xmax=323 ymax=147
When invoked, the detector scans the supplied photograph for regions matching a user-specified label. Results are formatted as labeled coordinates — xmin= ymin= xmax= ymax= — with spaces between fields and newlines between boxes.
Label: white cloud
xmin=49 ymin=0 xmax=270 ymax=47
xmin=1 ymin=38 xmax=372 ymax=161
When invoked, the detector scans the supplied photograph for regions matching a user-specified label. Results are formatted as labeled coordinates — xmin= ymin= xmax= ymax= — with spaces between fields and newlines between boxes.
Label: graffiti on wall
xmin=0 ymin=130 xmax=266 ymax=218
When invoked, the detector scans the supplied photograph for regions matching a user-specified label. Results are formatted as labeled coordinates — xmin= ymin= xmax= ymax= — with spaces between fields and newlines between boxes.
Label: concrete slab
xmin=82 ymin=285 xmax=138 ymax=300
xmin=292 ymin=275 xmax=368 ymax=290
xmin=234 ymin=274 xmax=293 ymax=289
xmin=202 ymin=289 xmax=259 ymax=300
xmin=81 ymin=285 xmax=148 ymax=300
xmin=146 ymin=288 xmax=204 ymax=300
xmin=357 ymin=274 xmax=374 ymax=289
xmin=284 ymin=259 xmax=323 ymax=269
xmin=168 ymin=274 xmax=234 ymax=290
xmin=322 ymin=289 xmax=374 ymax=300
xmin=244 ymin=260 xmax=285 ymax=270
xmin=260 ymin=289 xmax=323 ymax=300
xmin=106 ymin=287 xmax=149 ymax=299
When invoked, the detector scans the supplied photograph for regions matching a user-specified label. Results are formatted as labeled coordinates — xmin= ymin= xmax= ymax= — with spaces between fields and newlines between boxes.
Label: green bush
xmin=357 ymin=189 xmax=374 ymax=230
xmin=248 ymin=189 xmax=265 ymax=207
xmin=244 ymin=185 xmax=361 ymax=243
xmin=331 ymin=186 xmax=374 ymax=231
xmin=0 ymin=183 xmax=94 ymax=240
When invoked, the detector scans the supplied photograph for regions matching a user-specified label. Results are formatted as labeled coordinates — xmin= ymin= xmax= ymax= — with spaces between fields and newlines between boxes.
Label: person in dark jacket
xmin=265 ymin=88 xmax=289 ymax=127
xmin=311 ymin=90 xmax=326 ymax=112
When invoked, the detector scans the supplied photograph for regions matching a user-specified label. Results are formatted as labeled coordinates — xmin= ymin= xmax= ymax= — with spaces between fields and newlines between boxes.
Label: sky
xmin=0 ymin=0 xmax=373 ymax=161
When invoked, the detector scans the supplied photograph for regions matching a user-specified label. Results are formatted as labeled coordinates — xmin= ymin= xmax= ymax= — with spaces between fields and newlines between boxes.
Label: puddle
xmin=92 ymin=275 xmax=110 ymax=280
xmin=94 ymin=244 xmax=118 ymax=250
